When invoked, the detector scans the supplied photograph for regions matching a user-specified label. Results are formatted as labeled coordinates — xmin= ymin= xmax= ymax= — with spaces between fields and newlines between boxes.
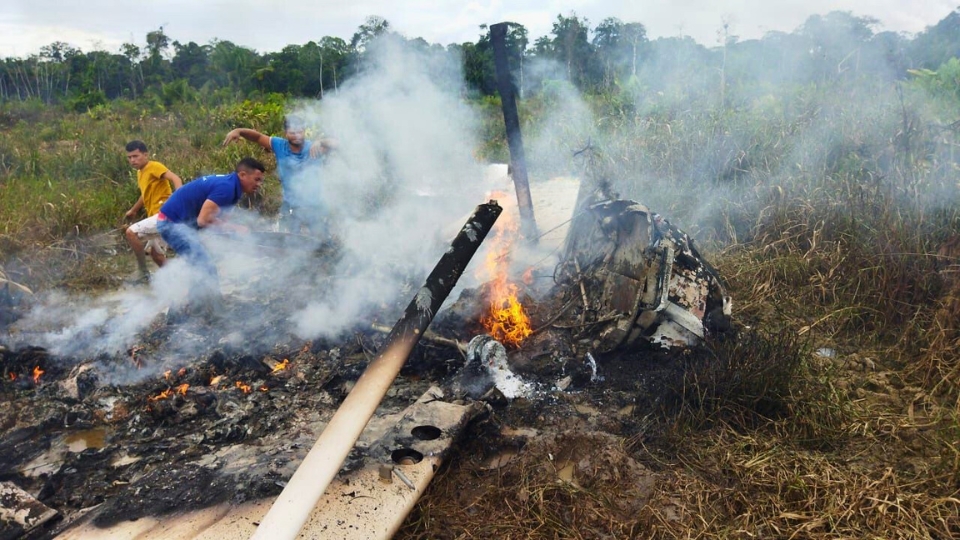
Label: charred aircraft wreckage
xmin=0 ymin=174 xmax=733 ymax=539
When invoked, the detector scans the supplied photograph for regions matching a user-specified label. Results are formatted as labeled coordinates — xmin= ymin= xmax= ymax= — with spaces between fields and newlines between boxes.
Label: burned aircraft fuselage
xmin=560 ymin=199 xmax=732 ymax=352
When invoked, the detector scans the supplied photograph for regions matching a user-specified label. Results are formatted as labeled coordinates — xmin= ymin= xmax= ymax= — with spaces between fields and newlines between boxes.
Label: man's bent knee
xmin=150 ymin=250 xmax=166 ymax=266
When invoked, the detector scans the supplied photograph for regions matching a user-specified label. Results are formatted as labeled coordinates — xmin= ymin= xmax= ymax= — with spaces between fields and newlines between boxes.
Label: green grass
xmin=0 ymin=98 xmax=294 ymax=254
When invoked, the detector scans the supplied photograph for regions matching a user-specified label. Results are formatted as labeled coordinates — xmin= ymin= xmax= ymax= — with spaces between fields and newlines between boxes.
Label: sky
xmin=1 ymin=0 xmax=957 ymax=58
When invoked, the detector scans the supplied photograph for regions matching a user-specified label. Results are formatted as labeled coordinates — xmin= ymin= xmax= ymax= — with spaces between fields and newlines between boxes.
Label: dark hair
xmin=283 ymin=115 xmax=305 ymax=131
xmin=125 ymin=140 xmax=148 ymax=153
xmin=236 ymin=157 xmax=266 ymax=173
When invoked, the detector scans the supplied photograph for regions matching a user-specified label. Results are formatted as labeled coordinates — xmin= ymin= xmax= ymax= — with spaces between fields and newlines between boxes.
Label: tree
xmin=798 ymin=11 xmax=879 ymax=80
xmin=591 ymin=20 xmax=648 ymax=86
xmin=622 ymin=23 xmax=647 ymax=79
xmin=350 ymin=15 xmax=391 ymax=74
xmin=351 ymin=15 xmax=390 ymax=53
xmin=37 ymin=42 xmax=80 ymax=100
xmin=872 ymin=31 xmax=909 ymax=76
xmin=502 ymin=23 xmax=529 ymax=97
xmin=260 ymin=45 xmax=306 ymax=95
xmin=461 ymin=39 xmax=494 ymax=95
xmin=172 ymin=41 xmax=210 ymax=88
xmin=908 ymin=8 xmax=960 ymax=70
xmin=39 ymin=42 xmax=79 ymax=63
xmin=459 ymin=22 xmax=528 ymax=97
xmin=593 ymin=17 xmax=621 ymax=89
xmin=142 ymin=27 xmax=172 ymax=86
xmin=120 ymin=42 xmax=143 ymax=98
xmin=318 ymin=36 xmax=349 ymax=96
xmin=208 ymin=40 xmax=259 ymax=93
xmin=546 ymin=13 xmax=596 ymax=89
xmin=146 ymin=27 xmax=171 ymax=60
xmin=83 ymin=50 xmax=128 ymax=98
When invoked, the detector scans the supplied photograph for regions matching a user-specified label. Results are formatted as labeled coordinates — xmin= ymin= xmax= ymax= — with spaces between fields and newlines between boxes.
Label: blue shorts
xmin=157 ymin=219 xmax=218 ymax=281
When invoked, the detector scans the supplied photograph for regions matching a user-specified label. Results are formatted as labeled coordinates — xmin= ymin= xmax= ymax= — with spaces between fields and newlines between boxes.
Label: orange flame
xmin=209 ymin=375 xmax=224 ymax=386
xmin=149 ymin=388 xmax=173 ymax=401
xmin=32 ymin=366 xmax=44 ymax=384
xmin=477 ymin=193 xmax=532 ymax=347
xmin=235 ymin=381 xmax=252 ymax=394
xmin=522 ymin=267 xmax=535 ymax=285
xmin=163 ymin=370 xmax=171 ymax=380
xmin=9 ymin=373 xmax=16 ymax=381
xmin=175 ymin=383 xmax=189 ymax=395
xmin=271 ymin=359 xmax=290 ymax=374
xmin=259 ymin=385 xmax=269 ymax=392
xmin=482 ymin=288 xmax=533 ymax=346
xmin=177 ymin=368 xmax=187 ymax=377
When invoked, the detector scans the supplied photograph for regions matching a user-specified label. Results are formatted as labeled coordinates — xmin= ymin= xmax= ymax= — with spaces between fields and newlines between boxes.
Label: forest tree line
xmin=1 ymin=10 xmax=960 ymax=111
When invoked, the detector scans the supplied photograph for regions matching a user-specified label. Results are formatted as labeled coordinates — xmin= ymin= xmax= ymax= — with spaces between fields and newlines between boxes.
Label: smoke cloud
xmin=6 ymin=36 xmax=496 ymax=383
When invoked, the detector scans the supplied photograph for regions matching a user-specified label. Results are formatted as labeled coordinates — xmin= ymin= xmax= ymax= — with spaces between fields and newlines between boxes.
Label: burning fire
xmin=271 ymin=359 xmax=290 ymax=374
xmin=209 ymin=375 xmax=224 ymax=386
xmin=175 ymin=384 xmax=189 ymax=395
xmin=149 ymin=389 xmax=173 ymax=401
xmin=522 ymin=267 xmax=535 ymax=285
xmin=9 ymin=373 xmax=15 ymax=381
xmin=483 ymin=291 xmax=533 ymax=347
xmin=478 ymin=192 xmax=533 ymax=347
xmin=163 ymin=370 xmax=171 ymax=380
xmin=235 ymin=381 xmax=252 ymax=394
xmin=32 ymin=366 xmax=44 ymax=384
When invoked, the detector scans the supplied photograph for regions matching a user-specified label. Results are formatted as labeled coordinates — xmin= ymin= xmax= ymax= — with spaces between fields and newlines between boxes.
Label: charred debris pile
xmin=0 ymin=192 xmax=741 ymax=538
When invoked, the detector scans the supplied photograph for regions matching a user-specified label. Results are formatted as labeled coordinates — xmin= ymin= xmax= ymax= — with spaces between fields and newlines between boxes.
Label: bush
xmin=66 ymin=91 xmax=108 ymax=113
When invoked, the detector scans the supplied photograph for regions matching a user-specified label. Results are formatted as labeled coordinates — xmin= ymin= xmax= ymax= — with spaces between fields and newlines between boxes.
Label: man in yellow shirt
xmin=123 ymin=140 xmax=183 ymax=283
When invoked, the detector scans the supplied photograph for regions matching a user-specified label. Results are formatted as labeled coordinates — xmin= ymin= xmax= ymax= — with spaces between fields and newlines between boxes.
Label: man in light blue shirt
xmin=223 ymin=115 xmax=337 ymax=235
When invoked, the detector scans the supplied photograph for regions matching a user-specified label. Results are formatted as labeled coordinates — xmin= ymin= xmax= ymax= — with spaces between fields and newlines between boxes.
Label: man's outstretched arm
xmin=223 ymin=128 xmax=272 ymax=152
xmin=308 ymin=137 xmax=339 ymax=158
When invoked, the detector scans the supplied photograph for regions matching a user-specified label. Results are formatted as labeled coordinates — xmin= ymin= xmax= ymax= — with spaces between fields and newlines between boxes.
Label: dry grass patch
xmin=637 ymin=421 xmax=960 ymax=539
xmin=400 ymin=430 xmax=657 ymax=539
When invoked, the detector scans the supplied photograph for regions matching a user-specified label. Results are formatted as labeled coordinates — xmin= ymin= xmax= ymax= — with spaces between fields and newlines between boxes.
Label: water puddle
xmin=556 ymin=461 xmax=575 ymax=482
xmin=64 ymin=427 xmax=108 ymax=453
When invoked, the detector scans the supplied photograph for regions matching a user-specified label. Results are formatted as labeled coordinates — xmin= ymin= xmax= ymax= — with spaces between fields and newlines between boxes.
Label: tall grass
xmin=0 ymin=98 xmax=288 ymax=255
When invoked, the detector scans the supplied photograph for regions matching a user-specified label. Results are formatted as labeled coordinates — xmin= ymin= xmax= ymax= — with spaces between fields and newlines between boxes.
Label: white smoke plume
xmin=6 ymin=36 xmax=496 ymax=383
xmin=289 ymin=36 xmax=490 ymax=338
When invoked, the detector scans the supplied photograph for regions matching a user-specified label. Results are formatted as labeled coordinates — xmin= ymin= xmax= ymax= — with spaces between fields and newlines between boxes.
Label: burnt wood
xmin=490 ymin=22 xmax=538 ymax=244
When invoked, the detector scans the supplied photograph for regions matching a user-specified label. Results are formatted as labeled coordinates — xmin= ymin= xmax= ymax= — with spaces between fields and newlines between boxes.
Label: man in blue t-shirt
xmin=223 ymin=115 xmax=337 ymax=235
xmin=157 ymin=157 xmax=265 ymax=296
